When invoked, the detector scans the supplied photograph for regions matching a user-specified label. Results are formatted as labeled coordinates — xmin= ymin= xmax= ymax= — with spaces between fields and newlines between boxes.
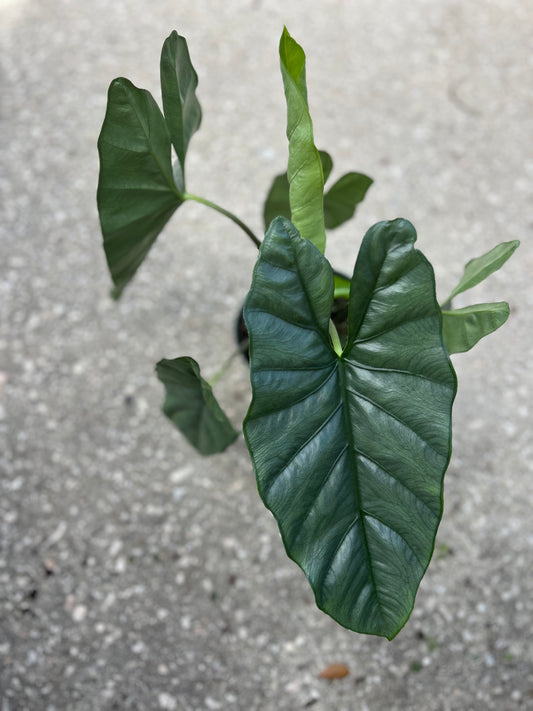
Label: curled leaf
xmin=441 ymin=302 xmax=510 ymax=354
xmin=160 ymin=30 xmax=202 ymax=179
xmin=156 ymin=357 xmax=238 ymax=455
xmin=97 ymin=78 xmax=182 ymax=296
xmin=279 ymin=28 xmax=326 ymax=253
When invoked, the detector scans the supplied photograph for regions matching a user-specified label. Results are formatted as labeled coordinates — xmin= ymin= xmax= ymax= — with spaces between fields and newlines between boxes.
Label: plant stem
xmin=208 ymin=344 xmax=245 ymax=387
xmin=183 ymin=192 xmax=261 ymax=249
xmin=329 ymin=319 xmax=343 ymax=357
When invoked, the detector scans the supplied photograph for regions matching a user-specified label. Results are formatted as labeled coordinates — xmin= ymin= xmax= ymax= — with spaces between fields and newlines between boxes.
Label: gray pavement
xmin=1 ymin=1 xmax=532 ymax=709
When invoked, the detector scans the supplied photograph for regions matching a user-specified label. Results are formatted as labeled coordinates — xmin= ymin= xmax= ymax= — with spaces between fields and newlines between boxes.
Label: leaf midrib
xmin=337 ymin=358 xmax=386 ymax=628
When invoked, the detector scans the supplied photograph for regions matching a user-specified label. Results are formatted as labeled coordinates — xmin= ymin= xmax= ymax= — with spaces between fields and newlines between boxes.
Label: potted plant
xmin=97 ymin=28 xmax=519 ymax=639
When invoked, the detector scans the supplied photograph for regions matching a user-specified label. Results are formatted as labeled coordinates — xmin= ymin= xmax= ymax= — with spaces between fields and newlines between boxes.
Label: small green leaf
xmin=441 ymin=302 xmax=510 ymax=354
xmin=97 ymin=78 xmax=182 ymax=297
xmin=156 ymin=357 xmax=239 ymax=455
xmin=324 ymin=172 xmax=373 ymax=230
xmin=279 ymin=28 xmax=326 ymax=253
xmin=244 ymin=217 xmax=456 ymax=638
xmin=319 ymin=150 xmax=334 ymax=184
xmin=263 ymin=151 xmax=334 ymax=232
xmin=263 ymin=173 xmax=290 ymax=230
xmin=447 ymin=240 xmax=520 ymax=301
xmin=333 ymin=273 xmax=351 ymax=299
xmin=160 ymin=30 xmax=202 ymax=180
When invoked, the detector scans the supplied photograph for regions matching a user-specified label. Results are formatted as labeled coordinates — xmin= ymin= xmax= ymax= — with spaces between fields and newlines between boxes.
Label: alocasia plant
xmin=97 ymin=28 xmax=519 ymax=639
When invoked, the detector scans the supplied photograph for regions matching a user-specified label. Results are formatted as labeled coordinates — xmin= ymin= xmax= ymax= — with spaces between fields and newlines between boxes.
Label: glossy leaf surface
xmin=447 ymin=240 xmax=519 ymax=301
xmin=244 ymin=217 xmax=456 ymax=638
xmin=279 ymin=28 xmax=326 ymax=253
xmin=442 ymin=302 xmax=510 ymax=354
xmin=324 ymin=172 xmax=373 ymax=229
xmin=160 ymin=30 xmax=202 ymax=178
xmin=156 ymin=357 xmax=238 ymax=455
xmin=97 ymin=78 xmax=182 ymax=296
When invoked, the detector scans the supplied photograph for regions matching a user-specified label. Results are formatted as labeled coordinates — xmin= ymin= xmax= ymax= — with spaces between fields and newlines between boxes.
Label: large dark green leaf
xmin=243 ymin=217 xmax=456 ymax=639
xmin=442 ymin=302 xmax=510 ymax=354
xmin=324 ymin=172 xmax=373 ymax=229
xmin=279 ymin=28 xmax=326 ymax=253
xmin=97 ymin=78 xmax=183 ymax=297
xmin=156 ymin=357 xmax=238 ymax=455
xmin=160 ymin=30 xmax=202 ymax=179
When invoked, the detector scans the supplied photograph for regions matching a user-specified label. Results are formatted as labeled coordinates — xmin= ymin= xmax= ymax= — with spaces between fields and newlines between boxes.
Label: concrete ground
xmin=1 ymin=0 xmax=532 ymax=709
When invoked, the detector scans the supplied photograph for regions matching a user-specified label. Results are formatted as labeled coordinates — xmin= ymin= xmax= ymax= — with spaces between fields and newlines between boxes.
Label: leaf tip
xmin=110 ymin=284 xmax=124 ymax=301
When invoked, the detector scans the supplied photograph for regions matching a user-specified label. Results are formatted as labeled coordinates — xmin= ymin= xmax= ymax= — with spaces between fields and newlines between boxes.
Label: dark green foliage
xmin=156 ymin=357 xmax=238 ymax=455
xmin=96 ymin=27 xmax=518 ymax=637
xmin=244 ymin=218 xmax=456 ymax=637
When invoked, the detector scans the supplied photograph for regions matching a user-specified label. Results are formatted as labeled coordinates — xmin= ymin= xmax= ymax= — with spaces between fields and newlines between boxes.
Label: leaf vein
xmin=248 ymin=365 xmax=337 ymax=419
xmin=293 ymin=444 xmax=349 ymax=541
xmin=263 ymin=401 xmax=343 ymax=500
xmin=343 ymin=358 xmax=449 ymax=388
xmin=363 ymin=512 xmax=425 ymax=570
xmin=346 ymin=388 xmax=445 ymax=459
xmin=353 ymin=314 xmax=435 ymax=345
xmin=353 ymin=449 xmax=439 ymax=520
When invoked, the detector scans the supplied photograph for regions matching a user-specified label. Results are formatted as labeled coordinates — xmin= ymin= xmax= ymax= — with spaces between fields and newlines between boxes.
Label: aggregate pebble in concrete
xmin=1 ymin=1 xmax=532 ymax=709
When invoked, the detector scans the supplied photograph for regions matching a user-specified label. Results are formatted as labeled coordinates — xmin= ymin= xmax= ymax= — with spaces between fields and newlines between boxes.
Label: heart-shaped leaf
xmin=244 ymin=217 xmax=456 ymax=639
xmin=279 ymin=28 xmax=326 ymax=253
xmin=442 ymin=302 xmax=510 ymax=354
xmin=263 ymin=151 xmax=333 ymax=231
xmin=156 ymin=357 xmax=239 ymax=455
xmin=97 ymin=78 xmax=183 ymax=297
xmin=324 ymin=172 xmax=373 ymax=229
xmin=160 ymin=30 xmax=202 ymax=179
xmin=447 ymin=240 xmax=520 ymax=301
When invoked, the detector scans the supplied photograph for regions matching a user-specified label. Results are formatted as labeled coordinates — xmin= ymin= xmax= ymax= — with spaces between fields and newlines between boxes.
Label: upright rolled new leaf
xmin=160 ymin=30 xmax=202 ymax=180
xmin=279 ymin=28 xmax=326 ymax=253
xmin=97 ymin=78 xmax=183 ymax=296
xmin=244 ymin=217 xmax=457 ymax=639
xmin=263 ymin=151 xmax=333 ymax=231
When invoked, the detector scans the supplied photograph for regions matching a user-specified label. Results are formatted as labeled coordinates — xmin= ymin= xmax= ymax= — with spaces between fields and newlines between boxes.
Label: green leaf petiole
xmin=183 ymin=192 xmax=261 ymax=249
